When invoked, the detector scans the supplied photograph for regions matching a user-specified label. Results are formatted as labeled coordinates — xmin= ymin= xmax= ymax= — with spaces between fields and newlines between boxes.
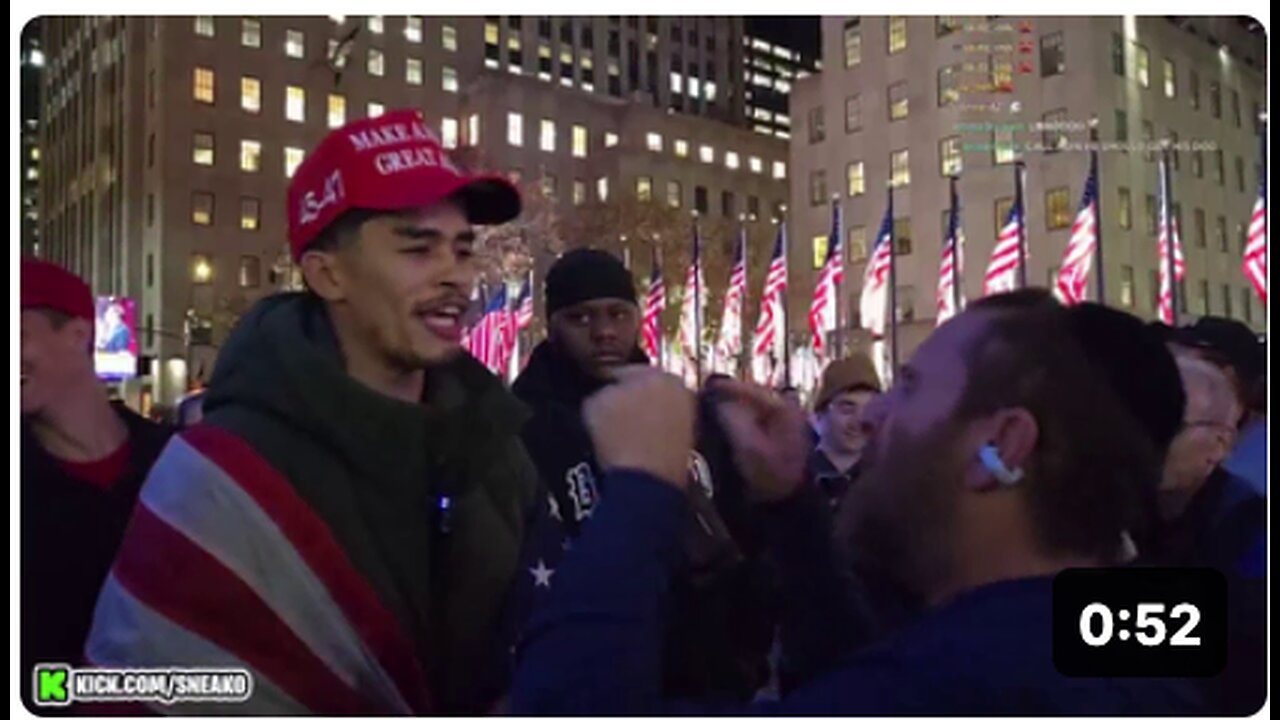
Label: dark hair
xmin=960 ymin=290 xmax=1161 ymax=562
xmin=306 ymin=208 xmax=383 ymax=255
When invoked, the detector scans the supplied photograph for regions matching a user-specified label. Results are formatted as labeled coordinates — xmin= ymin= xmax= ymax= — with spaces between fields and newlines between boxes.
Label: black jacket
xmin=20 ymin=403 xmax=171 ymax=708
xmin=511 ymin=340 xmax=778 ymax=701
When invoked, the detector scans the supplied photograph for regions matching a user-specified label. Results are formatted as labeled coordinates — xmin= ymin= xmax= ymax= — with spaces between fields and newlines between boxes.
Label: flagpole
xmin=693 ymin=215 xmax=702 ymax=390
xmin=1161 ymin=141 xmax=1179 ymax=323
xmin=655 ymin=243 xmax=664 ymax=364
xmin=831 ymin=195 xmax=844 ymax=358
xmin=1089 ymin=118 xmax=1106 ymax=305
xmin=887 ymin=181 xmax=900 ymax=377
xmin=780 ymin=214 xmax=791 ymax=388
xmin=1014 ymin=160 xmax=1029 ymax=289
xmin=949 ymin=174 xmax=962 ymax=314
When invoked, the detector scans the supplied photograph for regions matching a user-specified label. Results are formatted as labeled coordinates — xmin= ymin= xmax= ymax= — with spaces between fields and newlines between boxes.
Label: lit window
xmin=699 ymin=145 xmax=714 ymax=164
xmin=194 ymin=16 xmax=215 ymax=37
xmin=240 ymin=197 xmax=260 ymax=231
xmin=441 ymin=117 xmax=459 ymax=149
xmin=670 ymin=71 xmax=683 ymax=94
xmin=193 ymin=67 xmax=215 ymax=103
xmin=467 ymin=114 xmax=480 ymax=146
xmin=675 ymin=139 xmax=689 ymax=157
xmin=367 ymin=102 xmax=384 ymax=118
xmin=940 ymin=136 xmax=962 ymax=176
xmin=888 ymin=16 xmax=907 ymax=54
xmin=749 ymin=156 xmax=763 ymax=174
xmin=368 ymin=49 xmax=385 ymax=77
xmin=443 ymin=66 xmax=458 ymax=92
xmin=605 ymin=132 xmax=619 ymax=148
xmin=241 ymin=18 xmax=261 ymax=48
xmin=846 ymin=161 xmax=865 ymax=197
xmin=572 ymin=125 xmax=588 ymax=158
xmin=891 ymin=149 xmax=910 ymax=187
xmin=327 ymin=39 xmax=349 ymax=69
xmin=442 ymin=24 xmax=457 ymax=51
xmin=1046 ymin=187 xmax=1071 ymax=230
xmin=573 ymin=179 xmax=586 ymax=206
xmin=192 ymin=254 xmax=214 ymax=284
xmin=938 ymin=66 xmax=960 ymax=107
xmin=286 ymin=86 xmax=305 ymax=123
xmin=508 ymin=112 xmax=524 ymax=147
xmin=1163 ymin=58 xmax=1176 ymax=98
xmin=689 ymin=77 xmax=700 ymax=98
xmin=646 ymin=132 xmax=663 ymax=152
xmin=636 ymin=176 xmax=653 ymax=202
xmin=284 ymin=147 xmax=305 ymax=178
xmin=843 ymin=20 xmax=861 ymax=67
xmin=405 ymin=16 xmax=423 ymax=43
xmin=239 ymin=256 xmax=261 ymax=288
xmin=705 ymin=81 xmax=717 ymax=101
xmin=328 ymin=94 xmax=346 ymax=128
xmin=993 ymin=127 xmax=1018 ymax=165
xmin=191 ymin=193 xmax=214 ymax=226
xmin=368 ymin=15 xmax=384 ymax=34
xmin=597 ymin=176 xmax=610 ymax=202
xmin=888 ymin=82 xmax=909 ymax=121
xmin=285 ymin=29 xmax=305 ymax=59
xmin=485 ymin=21 xmax=499 ymax=45
xmin=193 ymin=132 xmax=215 ymax=166
xmin=240 ymin=76 xmax=261 ymax=113
xmin=666 ymin=180 xmax=682 ymax=208
xmin=540 ymin=119 xmax=556 ymax=152
xmin=239 ymin=140 xmax=261 ymax=172
xmin=725 ymin=151 xmax=740 ymax=170
xmin=406 ymin=58 xmax=423 ymax=85
xmin=772 ymin=161 xmax=786 ymax=180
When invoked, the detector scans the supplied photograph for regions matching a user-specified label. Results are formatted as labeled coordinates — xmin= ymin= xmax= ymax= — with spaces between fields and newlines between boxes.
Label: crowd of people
xmin=20 ymin=108 xmax=1266 ymax=715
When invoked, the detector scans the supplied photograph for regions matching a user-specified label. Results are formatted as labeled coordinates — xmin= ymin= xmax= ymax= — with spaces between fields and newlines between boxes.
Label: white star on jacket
xmin=529 ymin=558 xmax=555 ymax=588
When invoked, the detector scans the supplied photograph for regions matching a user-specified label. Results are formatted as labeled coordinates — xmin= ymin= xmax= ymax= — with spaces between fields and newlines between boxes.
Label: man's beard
xmin=836 ymin=418 xmax=969 ymax=606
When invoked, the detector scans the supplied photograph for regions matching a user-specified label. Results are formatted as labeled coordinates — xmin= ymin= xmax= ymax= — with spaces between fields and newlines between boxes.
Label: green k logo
xmin=34 ymin=665 xmax=71 ymax=706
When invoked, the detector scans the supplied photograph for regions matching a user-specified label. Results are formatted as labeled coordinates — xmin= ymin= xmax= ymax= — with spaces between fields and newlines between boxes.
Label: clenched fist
xmin=715 ymin=380 xmax=811 ymax=503
xmin=583 ymin=367 xmax=696 ymax=489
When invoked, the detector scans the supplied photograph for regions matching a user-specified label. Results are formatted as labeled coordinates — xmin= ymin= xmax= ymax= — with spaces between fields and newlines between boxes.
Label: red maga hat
xmin=21 ymin=258 xmax=94 ymax=322
xmin=286 ymin=108 xmax=521 ymax=260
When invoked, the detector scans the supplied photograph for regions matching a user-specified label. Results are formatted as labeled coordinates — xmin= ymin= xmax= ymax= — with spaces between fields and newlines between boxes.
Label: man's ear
xmin=963 ymin=407 xmax=1038 ymax=491
xmin=300 ymin=249 xmax=349 ymax=302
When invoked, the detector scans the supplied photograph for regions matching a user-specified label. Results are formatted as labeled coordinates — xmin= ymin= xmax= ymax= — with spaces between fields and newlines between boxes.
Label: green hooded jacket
xmin=202 ymin=292 xmax=539 ymax=713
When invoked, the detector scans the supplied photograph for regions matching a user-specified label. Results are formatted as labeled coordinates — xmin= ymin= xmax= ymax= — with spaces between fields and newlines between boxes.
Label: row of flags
xmin=462 ymin=274 xmax=533 ymax=379
xmin=464 ymin=144 xmax=1266 ymax=387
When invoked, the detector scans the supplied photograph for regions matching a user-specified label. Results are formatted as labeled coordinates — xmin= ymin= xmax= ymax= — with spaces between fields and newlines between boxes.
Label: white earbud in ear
xmin=978 ymin=444 xmax=1024 ymax=486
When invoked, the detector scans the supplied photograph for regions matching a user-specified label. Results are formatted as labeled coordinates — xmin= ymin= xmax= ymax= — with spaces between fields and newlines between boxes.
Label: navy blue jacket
xmin=511 ymin=472 xmax=1206 ymax=716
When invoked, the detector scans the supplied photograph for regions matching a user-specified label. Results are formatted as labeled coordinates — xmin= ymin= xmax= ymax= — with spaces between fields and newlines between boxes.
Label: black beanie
xmin=1067 ymin=303 xmax=1186 ymax=456
xmin=544 ymin=248 xmax=637 ymax=318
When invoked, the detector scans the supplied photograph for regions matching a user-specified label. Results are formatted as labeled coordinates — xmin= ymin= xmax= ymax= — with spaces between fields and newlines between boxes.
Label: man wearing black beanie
xmin=509 ymin=248 xmax=777 ymax=703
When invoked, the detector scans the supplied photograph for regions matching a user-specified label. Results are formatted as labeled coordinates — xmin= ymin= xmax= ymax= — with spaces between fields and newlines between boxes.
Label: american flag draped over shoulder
xmin=1157 ymin=156 xmax=1187 ymax=325
xmin=1243 ymin=163 xmax=1267 ymax=305
xmin=984 ymin=201 xmax=1024 ymax=296
xmin=936 ymin=182 xmax=965 ymax=326
xmin=809 ymin=201 xmax=844 ymax=360
xmin=859 ymin=202 xmax=894 ymax=337
xmin=1053 ymin=157 xmax=1100 ymax=306
xmin=642 ymin=249 xmax=666 ymax=363
xmin=752 ymin=223 xmax=788 ymax=385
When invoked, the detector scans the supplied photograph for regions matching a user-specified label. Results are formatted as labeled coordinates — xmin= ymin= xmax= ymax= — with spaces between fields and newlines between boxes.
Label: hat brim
xmin=446 ymin=174 xmax=522 ymax=226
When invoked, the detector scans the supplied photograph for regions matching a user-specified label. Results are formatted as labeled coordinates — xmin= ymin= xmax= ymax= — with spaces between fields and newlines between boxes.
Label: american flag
xmin=1242 ymin=166 xmax=1267 ymax=305
xmin=859 ymin=201 xmax=895 ymax=337
xmin=1053 ymin=158 xmax=1100 ymax=306
xmin=466 ymin=285 xmax=514 ymax=374
xmin=642 ymin=248 xmax=666 ymax=362
xmin=717 ymin=227 xmax=748 ymax=375
xmin=514 ymin=274 xmax=534 ymax=330
xmin=984 ymin=201 xmax=1024 ymax=296
xmin=679 ymin=222 xmax=706 ymax=369
xmin=936 ymin=183 xmax=965 ymax=326
xmin=1157 ymin=156 xmax=1187 ymax=325
xmin=752 ymin=223 xmax=788 ymax=385
xmin=809 ymin=201 xmax=844 ymax=360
